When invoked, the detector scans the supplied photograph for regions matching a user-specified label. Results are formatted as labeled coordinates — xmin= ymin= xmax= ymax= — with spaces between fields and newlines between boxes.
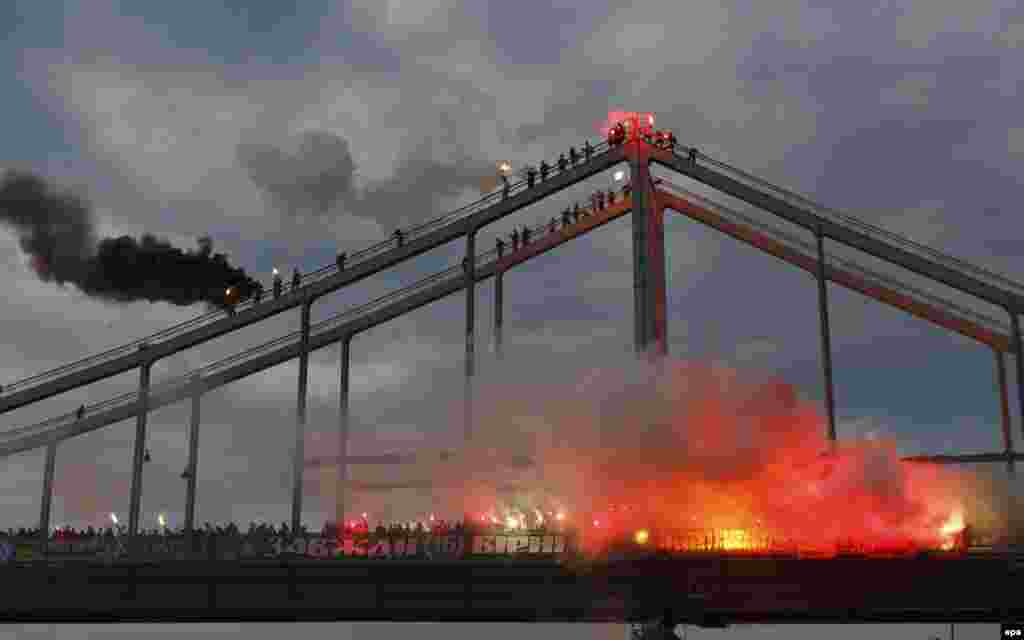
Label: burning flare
xmin=455 ymin=358 xmax=980 ymax=556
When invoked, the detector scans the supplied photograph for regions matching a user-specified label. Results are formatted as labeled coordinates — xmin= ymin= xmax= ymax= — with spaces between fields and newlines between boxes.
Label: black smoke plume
xmin=0 ymin=170 xmax=258 ymax=308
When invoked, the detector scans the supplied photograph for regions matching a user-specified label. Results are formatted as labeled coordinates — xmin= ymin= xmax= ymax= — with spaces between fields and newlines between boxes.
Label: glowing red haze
xmin=463 ymin=359 xmax=971 ymax=555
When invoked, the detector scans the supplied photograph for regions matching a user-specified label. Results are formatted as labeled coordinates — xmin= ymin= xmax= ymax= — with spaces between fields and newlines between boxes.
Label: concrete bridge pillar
xmin=994 ymin=349 xmax=1015 ymax=475
xmin=291 ymin=300 xmax=312 ymax=533
xmin=494 ymin=267 xmax=504 ymax=361
xmin=38 ymin=440 xmax=57 ymax=552
xmin=630 ymin=139 xmax=667 ymax=357
xmin=1011 ymin=312 xmax=1024 ymax=464
xmin=128 ymin=348 xmax=152 ymax=538
xmin=465 ymin=229 xmax=476 ymax=443
xmin=184 ymin=373 xmax=202 ymax=538
xmin=337 ymin=336 xmax=351 ymax=524
xmin=815 ymin=226 xmax=837 ymax=444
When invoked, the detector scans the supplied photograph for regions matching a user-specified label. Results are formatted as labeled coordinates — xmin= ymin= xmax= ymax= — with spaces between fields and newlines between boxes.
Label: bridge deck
xmin=2 ymin=555 xmax=1021 ymax=624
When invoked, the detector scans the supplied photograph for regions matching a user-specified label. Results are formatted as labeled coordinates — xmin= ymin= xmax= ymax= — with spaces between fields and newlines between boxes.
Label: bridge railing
xmin=0 ymin=141 xmax=615 ymax=398
xmin=0 ymin=243 xmax=512 ymax=444
xmin=658 ymin=180 xmax=1010 ymax=335
xmin=0 ymin=195 xmax=616 ymax=446
xmin=679 ymin=148 xmax=1024 ymax=302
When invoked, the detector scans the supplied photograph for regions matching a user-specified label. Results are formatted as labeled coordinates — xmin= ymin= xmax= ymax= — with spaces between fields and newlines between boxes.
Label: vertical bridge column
xmin=994 ymin=349 xmax=1015 ymax=474
xmin=815 ymin=226 xmax=838 ymax=444
xmin=38 ymin=440 xmax=57 ymax=552
xmin=650 ymin=193 xmax=668 ymax=356
xmin=1011 ymin=311 xmax=1024 ymax=465
xmin=630 ymin=138 xmax=666 ymax=357
xmin=337 ymin=336 xmax=351 ymax=525
xmin=494 ymin=261 xmax=504 ymax=361
xmin=129 ymin=346 xmax=152 ymax=537
xmin=292 ymin=299 xmax=312 ymax=533
xmin=184 ymin=372 xmax=202 ymax=538
xmin=465 ymin=229 xmax=476 ymax=443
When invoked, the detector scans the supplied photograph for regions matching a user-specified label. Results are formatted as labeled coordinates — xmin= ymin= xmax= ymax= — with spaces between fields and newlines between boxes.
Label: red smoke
xmin=598 ymin=111 xmax=654 ymax=138
xmin=461 ymin=359 xmax=971 ymax=555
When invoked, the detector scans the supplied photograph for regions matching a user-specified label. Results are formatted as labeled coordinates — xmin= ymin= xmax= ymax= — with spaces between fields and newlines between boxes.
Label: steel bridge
xmin=3 ymin=117 xmax=1024 ymax=624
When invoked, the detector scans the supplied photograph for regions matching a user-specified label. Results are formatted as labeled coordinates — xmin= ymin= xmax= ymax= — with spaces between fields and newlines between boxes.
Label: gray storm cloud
xmin=237 ymin=126 xmax=496 ymax=228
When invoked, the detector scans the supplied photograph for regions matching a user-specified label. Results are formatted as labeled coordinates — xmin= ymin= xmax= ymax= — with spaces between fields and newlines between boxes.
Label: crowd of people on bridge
xmin=2 ymin=514 xmax=567 ymax=545
xmin=496 ymin=179 xmax=640 ymax=257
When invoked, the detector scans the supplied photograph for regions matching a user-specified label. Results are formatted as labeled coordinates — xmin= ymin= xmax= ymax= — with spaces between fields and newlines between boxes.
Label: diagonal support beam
xmin=1 ymin=198 xmax=634 ymax=460
xmin=652 ymin=149 xmax=1024 ymax=313
xmin=655 ymin=190 xmax=1012 ymax=351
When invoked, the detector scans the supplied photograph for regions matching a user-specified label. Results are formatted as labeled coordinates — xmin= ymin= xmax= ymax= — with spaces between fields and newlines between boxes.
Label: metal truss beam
xmin=652 ymin=150 xmax=1024 ymax=313
xmin=0 ymin=147 xmax=627 ymax=416
xmin=656 ymin=191 xmax=1012 ymax=351
xmin=0 ymin=199 xmax=634 ymax=458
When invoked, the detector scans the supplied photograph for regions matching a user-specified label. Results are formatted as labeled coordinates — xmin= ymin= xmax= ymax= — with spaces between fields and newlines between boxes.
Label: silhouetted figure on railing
xmin=253 ymin=282 xmax=263 ymax=304
xmin=569 ymin=147 xmax=578 ymax=166
xmin=561 ymin=208 xmax=571 ymax=228
xmin=572 ymin=203 xmax=581 ymax=223
xmin=462 ymin=257 xmax=471 ymax=274
xmin=583 ymin=140 xmax=593 ymax=162
xmin=607 ymin=189 xmax=615 ymax=205
xmin=75 ymin=405 xmax=84 ymax=421
xmin=393 ymin=229 xmax=404 ymax=247
xmin=511 ymin=228 xmax=520 ymax=251
xmin=689 ymin=147 xmax=698 ymax=165
xmin=521 ymin=226 xmax=531 ymax=245
xmin=666 ymin=132 xmax=677 ymax=151
xmin=496 ymin=237 xmax=505 ymax=258
xmin=539 ymin=160 xmax=550 ymax=182
xmin=549 ymin=217 xmax=557 ymax=233
xmin=607 ymin=122 xmax=626 ymax=147
xmin=273 ymin=271 xmax=283 ymax=299
xmin=291 ymin=268 xmax=301 ymax=291
xmin=336 ymin=252 xmax=346 ymax=271
xmin=526 ymin=167 xmax=536 ymax=188
xmin=501 ymin=175 xmax=510 ymax=200
xmin=557 ymin=154 xmax=567 ymax=173
xmin=597 ymin=191 xmax=605 ymax=210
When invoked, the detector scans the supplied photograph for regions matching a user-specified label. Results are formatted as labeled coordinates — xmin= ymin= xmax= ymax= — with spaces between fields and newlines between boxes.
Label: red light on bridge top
xmin=600 ymin=111 xmax=656 ymax=141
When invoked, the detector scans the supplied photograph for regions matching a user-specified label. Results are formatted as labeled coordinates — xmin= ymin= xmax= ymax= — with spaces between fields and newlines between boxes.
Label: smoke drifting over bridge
xmin=392 ymin=355 xmax=1016 ymax=551
xmin=0 ymin=169 xmax=258 ymax=307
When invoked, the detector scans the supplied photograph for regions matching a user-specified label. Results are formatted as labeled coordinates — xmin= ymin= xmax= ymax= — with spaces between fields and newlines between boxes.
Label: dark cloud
xmin=0 ymin=170 xmax=258 ymax=308
xmin=237 ymin=130 xmax=358 ymax=217
xmin=238 ymin=124 xmax=496 ymax=229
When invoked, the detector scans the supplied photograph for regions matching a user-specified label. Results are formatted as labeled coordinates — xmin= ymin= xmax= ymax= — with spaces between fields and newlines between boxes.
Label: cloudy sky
xmin=1 ymin=0 xmax=1023 ymax=636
